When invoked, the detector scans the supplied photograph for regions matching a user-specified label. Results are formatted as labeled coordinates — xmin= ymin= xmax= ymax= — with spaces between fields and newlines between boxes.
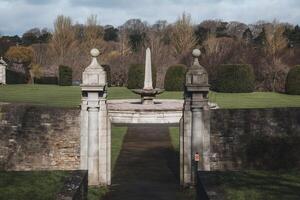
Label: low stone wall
xmin=1 ymin=103 xmax=300 ymax=172
xmin=0 ymin=103 xmax=80 ymax=170
xmin=210 ymin=108 xmax=300 ymax=170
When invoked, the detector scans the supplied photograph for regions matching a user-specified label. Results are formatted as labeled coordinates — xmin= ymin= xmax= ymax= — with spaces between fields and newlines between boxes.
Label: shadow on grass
xmin=200 ymin=170 xmax=300 ymax=200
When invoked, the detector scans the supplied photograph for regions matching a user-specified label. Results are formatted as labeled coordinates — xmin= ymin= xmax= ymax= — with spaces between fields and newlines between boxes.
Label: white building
xmin=0 ymin=57 xmax=7 ymax=85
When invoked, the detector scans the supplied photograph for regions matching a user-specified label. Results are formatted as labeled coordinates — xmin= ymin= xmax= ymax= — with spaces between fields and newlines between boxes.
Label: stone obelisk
xmin=131 ymin=48 xmax=164 ymax=104
xmin=144 ymin=48 xmax=153 ymax=90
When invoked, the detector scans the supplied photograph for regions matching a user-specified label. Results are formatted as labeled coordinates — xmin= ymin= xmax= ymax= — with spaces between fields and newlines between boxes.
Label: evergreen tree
xmin=104 ymin=26 xmax=119 ymax=42
xmin=242 ymin=28 xmax=253 ymax=43
xmin=194 ymin=26 xmax=209 ymax=44
xmin=254 ymin=28 xmax=267 ymax=46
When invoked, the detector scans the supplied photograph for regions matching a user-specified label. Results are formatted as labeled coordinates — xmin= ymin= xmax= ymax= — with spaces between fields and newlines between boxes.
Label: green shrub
xmin=286 ymin=65 xmax=300 ymax=95
xmin=34 ymin=77 xmax=58 ymax=85
xmin=58 ymin=65 xmax=72 ymax=86
xmin=127 ymin=64 xmax=156 ymax=89
xmin=6 ymin=69 xmax=26 ymax=84
xmin=213 ymin=64 xmax=255 ymax=93
xmin=164 ymin=64 xmax=187 ymax=91
xmin=102 ymin=65 xmax=111 ymax=87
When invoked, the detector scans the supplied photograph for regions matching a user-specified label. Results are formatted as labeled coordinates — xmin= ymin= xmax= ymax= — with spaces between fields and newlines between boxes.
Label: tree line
xmin=1 ymin=13 xmax=300 ymax=91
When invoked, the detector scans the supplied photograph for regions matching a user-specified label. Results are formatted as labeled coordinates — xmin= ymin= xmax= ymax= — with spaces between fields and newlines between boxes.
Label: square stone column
xmin=0 ymin=57 xmax=7 ymax=85
xmin=181 ymin=49 xmax=211 ymax=187
xmin=80 ymin=48 xmax=110 ymax=186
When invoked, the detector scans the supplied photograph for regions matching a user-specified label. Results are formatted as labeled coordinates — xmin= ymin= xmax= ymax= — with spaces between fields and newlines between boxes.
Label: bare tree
xmin=201 ymin=34 xmax=238 ymax=81
xmin=49 ymin=15 xmax=77 ymax=65
xmin=170 ymin=13 xmax=197 ymax=58
xmin=226 ymin=21 xmax=248 ymax=39
xmin=264 ymin=20 xmax=288 ymax=91
xmin=147 ymin=22 xmax=175 ymax=87
xmin=200 ymin=20 xmax=223 ymax=34
xmin=29 ymin=63 xmax=42 ymax=84
xmin=83 ymin=15 xmax=104 ymax=49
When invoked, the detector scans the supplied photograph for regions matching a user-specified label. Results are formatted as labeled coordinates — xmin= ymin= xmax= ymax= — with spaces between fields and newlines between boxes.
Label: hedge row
xmin=127 ymin=63 xmax=256 ymax=93
xmin=58 ymin=65 xmax=72 ymax=86
xmin=34 ymin=77 xmax=58 ymax=85
xmin=213 ymin=64 xmax=255 ymax=93
xmin=286 ymin=65 xmax=300 ymax=95
xmin=127 ymin=64 xmax=156 ymax=89
xmin=164 ymin=64 xmax=187 ymax=91
xmin=6 ymin=69 xmax=26 ymax=84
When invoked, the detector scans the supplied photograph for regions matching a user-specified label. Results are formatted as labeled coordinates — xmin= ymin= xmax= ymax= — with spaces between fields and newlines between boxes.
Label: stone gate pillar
xmin=180 ymin=49 xmax=210 ymax=187
xmin=80 ymin=48 xmax=110 ymax=186
xmin=0 ymin=57 xmax=7 ymax=85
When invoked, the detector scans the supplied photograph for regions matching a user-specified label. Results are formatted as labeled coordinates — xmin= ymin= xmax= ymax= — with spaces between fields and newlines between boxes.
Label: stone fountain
xmin=131 ymin=48 xmax=164 ymax=104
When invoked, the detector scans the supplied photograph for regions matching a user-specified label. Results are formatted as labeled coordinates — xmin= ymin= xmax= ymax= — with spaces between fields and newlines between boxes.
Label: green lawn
xmin=169 ymin=126 xmax=180 ymax=152
xmin=210 ymin=92 xmax=300 ymax=109
xmin=201 ymin=170 xmax=300 ymax=200
xmin=1 ymin=84 xmax=300 ymax=108
xmin=0 ymin=171 xmax=69 ymax=200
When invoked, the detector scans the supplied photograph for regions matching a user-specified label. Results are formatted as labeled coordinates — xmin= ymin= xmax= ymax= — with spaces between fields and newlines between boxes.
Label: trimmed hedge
xmin=213 ymin=64 xmax=255 ymax=93
xmin=6 ymin=69 xmax=26 ymax=84
xmin=286 ymin=65 xmax=300 ymax=95
xmin=58 ymin=65 xmax=72 ymax=86
xmin=102 ymin=65 xmax=111 ymax=87
xmin=164 ymin=64 xmax=187 ymax=91
xmin=127 ymin=64 xmax=156 ymax=89
xmin=34 ymin=77 xmax=58 ymax=85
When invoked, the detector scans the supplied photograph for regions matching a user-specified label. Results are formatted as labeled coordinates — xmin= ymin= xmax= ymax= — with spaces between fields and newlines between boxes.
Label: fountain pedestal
xmin=132 ymin=88 xmax=164 ymax=104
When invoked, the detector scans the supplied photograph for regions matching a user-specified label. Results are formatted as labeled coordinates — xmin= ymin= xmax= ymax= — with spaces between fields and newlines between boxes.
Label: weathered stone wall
xmin=1 ymin=103 xmax=300 ymax=172
xmin=0 ymin=103 xmax=80 ymax=170
xmin=210 ymin=108 xmax=300 ymax=170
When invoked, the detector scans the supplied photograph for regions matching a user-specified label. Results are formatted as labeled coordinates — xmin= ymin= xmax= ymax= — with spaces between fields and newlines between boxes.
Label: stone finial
xmin=86 ymin=48 xmax=102 ymax=70
xmin=91 ymin=48 xmax=100 ymax=57
xmin=82 ymin=48 xmax=106 ymax=86
xmin=192 ymin=49 xmax=201 ymax=67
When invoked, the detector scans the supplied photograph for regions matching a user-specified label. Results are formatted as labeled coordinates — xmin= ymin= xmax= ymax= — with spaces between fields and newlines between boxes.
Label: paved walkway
xmin=104 ymin=124 xmax=188 ymax=200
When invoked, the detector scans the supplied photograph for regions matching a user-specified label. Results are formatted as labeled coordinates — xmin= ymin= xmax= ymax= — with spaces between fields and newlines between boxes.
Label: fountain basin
xmin=131 ymin=88 xmax=165 ymax=104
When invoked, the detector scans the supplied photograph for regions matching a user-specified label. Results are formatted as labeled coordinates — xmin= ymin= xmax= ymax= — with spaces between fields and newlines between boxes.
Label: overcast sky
xmin=0 ymin=0 xmax=299 ymax=35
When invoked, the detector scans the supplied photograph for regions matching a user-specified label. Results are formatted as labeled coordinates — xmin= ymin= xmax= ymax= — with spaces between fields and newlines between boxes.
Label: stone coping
xmin=107 ymin=99 xmax=184 ymax=111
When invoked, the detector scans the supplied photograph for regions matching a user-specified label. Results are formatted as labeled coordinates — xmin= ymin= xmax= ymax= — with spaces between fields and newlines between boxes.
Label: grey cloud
xmin=24 ymin=0 xmax=56 ymax=5
xmin=0 ymin=0 xmax=299 ymax=35
xmin=0 ymin=0 xmax=56 ymax=5
xmin=70 ymin=0 xmax=169 ymax=9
